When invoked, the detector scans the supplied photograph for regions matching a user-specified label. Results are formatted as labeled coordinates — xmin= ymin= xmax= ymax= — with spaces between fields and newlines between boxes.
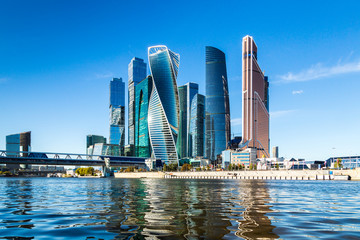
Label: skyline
xmin=1 ymin=0 xmax=360 ymax=160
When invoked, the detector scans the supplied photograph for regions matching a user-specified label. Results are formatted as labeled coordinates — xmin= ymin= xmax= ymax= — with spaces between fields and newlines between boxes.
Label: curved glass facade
xmin=148 ymin=46 xmax=180 ymax=164
xmin=205 ymin=46 xmax=231 ymax=161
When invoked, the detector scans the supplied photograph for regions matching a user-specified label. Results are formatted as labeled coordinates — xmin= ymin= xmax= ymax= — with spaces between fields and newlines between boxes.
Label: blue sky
xmin=1 ymin=0 xmax=360 ymax=160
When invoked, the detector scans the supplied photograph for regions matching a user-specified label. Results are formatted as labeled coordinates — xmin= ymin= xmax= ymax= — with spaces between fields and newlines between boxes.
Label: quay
xmin=114 ymin=169 xmax=360 ymax=181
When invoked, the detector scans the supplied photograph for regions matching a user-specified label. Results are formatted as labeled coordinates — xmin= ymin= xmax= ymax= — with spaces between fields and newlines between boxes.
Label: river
xmin=0 ymin=178 xmax=359 ymax=239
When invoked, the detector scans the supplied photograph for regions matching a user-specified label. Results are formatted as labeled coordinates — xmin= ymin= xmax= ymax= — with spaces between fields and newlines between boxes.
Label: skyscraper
xmin=134 ymin=75 xmax=153 ymax=157
xmin=128 ymin=58 xmax=147 ymax=150
xmin=178 ymin=82 xmax=199 ymax=159
xmin=205 ymin=46 xmax=231 ymax=162
xmin=189 ymin=93 xmax=205 ymax=157
xmin=109 ymin=78 xmax=125 ymax=154
xmin=241 ymin=35 xmax=270 ymax=158
xmin=148 ymin=45 xmax=180 ymax=164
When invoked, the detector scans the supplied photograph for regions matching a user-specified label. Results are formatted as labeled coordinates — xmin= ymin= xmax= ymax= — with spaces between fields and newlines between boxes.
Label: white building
xmin=222 ymin=148 xmax=257 ymax=169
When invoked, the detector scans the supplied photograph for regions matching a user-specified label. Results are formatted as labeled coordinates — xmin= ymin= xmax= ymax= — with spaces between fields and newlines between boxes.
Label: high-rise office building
xmin=109 ymin=78 xmax=125 ymax=154
xmin=86 ymin=135 xmax=106 ymax=154
xmin=148 ymin=45 xmax=180 ymax=164
xmin=205 ymin=46 xmax=231 ymax=162
xmin=134 ymin=75 xmax=153 ymax=157
xmin=178 ymin=83 xmax=199 ymax=159
xmin=189 ymin=93 xmax=205 ymax=157
xmin=6 ymin=131 xmax=31 ymax=169
xmin=272 ymin=146 xmax=279 ymax=158
xmin=241 ymin=35 xmax=270 ymax=158
xmin=128 ymin=58 xmax=147 ymax=150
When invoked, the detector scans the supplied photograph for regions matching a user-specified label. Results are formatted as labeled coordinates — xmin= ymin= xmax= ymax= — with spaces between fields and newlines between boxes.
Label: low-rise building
xmin=222 ymin=148 xmax=257 ymax=169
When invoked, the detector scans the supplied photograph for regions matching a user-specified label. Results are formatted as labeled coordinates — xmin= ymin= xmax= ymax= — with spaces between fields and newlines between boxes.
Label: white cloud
xmin=270 ymin=110 xmax=296 ymax=118
xmin=292 ymin=90 xmax=303 ymax=95
xmin=277 ymin=60 xmax=360 ymax=83
xmin=95 ymin=72 xmax=114 ymax=79
xmin=231 ymin=117 xmax=242 ymax=126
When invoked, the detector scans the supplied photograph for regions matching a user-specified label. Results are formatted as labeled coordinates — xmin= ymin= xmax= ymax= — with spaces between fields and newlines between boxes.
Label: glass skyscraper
xmin=189 ymin=93 xmax=205 ymax=157
xmin=86 ymin=135 xmax=106 ymax=155
xmin=134 ymin=75 xmax=153 ymax=157
xmin=6 ymin=131 xmax=31 ymax=169
xmin=128 ymin=57 xmax=147 ymax=150
xmin=205 ymin=46 xmax=231 ymax=162
xmin=109 ymin=78 xmax=125 ymax=154
xmin=241 ymin=35 xmax=269 ymax=158
xmin=178 ymin=82 xmax=198 ymax=159
xmin=148 ymin=45 xmax=180 ymax=164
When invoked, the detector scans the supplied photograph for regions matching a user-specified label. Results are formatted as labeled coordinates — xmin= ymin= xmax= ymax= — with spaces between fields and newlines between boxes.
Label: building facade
xmin=222 ymin=148 xmax=257 ymax=169
xmin=128 ymin=57 xmax=147 ymax=150
xmin=86 ymin=135 xmax=106 ymax=154
xmin=134 ymin=75 xmax=153 ymax=158
xmin=241 ymin=35 xmax=270 ymax=158
xmin=91 ymin=143 xmax=121 ymax=156
xmin=189 ymin=93 xmax=205 ymax=157
xmin=205 ymin=46 xmax=231 ymax=162
xmin=6 ymin=131 xmax=31 ymax=169
xmin=148 ymin=45 xmax=180 ymax=164
xmin=109 ymin=78 xmax=125 ymax=154
xmin=178 ymin=83 xmax=199 ymax=159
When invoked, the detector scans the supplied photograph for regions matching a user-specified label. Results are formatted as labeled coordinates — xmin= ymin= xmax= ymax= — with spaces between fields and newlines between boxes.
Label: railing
xmin=0 ymin=150 xmax=105 ymax=161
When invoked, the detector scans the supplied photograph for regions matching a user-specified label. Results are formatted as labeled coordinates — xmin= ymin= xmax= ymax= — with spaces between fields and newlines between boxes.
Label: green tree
xmin=276 ymin=163 xmax=280 ymax=170
xmin=163 ymin=164 xmax=168 ymax=172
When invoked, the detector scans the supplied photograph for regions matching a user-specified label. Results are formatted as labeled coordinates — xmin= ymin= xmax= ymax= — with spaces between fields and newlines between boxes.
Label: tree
xmin=181 ymin=163 xmax=192 ymax=171
xmin=163 ymin=164 xmax=168 ymax=172
xmin=276 ymin=163 xmax=280 ymax=170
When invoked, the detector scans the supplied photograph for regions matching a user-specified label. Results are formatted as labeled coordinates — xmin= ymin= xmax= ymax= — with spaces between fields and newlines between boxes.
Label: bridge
xmin=0 ymin=150 xmax=148 ymax=171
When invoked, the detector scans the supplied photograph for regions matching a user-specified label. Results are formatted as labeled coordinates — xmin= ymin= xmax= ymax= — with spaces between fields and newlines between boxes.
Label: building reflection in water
xmin=106 ymin=178 xmax=278 ymax=239
xmin=4 ymin=179 xmax=35 ymax=229
xmin=234 ymin=180 xmax=279 ymax=239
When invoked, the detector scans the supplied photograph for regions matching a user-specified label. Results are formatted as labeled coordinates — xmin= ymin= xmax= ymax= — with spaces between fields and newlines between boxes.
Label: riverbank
xmin=115 ymin=169 xmax=360 ymax=180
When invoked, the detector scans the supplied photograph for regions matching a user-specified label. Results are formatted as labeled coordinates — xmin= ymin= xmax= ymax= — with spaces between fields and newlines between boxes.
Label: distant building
xmin=86 ymin=135 xmax=106 ymax=154
xmin=148 ymin=45 xmax=180 ymax=164
xmin=6 ymin=131 xmax=31 ymax=169
xmin=134 ymin=76 xmax=153 ymax=158
xmin=326 ymin=156 xmax=360 ymax=169
xmin=189 ymin=93 xmax=205 ymax=158
xmin=205 ymin=46 xmax=231 ymax=162
xmin=229 ymin=136 xmax=242 ymax=150
xmin=91 ymin=143 xmax=120 ymax=156
xmin=124 ymin=144 xmax=135 ymax=157
xmin=178 ymin=82 xmax=199 ymax=159
xmin=272 ymin=146 xmax=279 ymax=158
xmin=222 ymin=148 xmax=257 ymax=169
xmin=241 ymin=35 xmax=270 ymax=158
xmin=109 ymin=78 xmax=125 ymax=154
xmin=128 ymin=57 xmax=147 ymax=153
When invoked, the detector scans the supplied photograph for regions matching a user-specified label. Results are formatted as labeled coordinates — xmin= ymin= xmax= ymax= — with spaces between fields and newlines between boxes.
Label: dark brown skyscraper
xmin=241 ymin=36 xmax=269 ymax=158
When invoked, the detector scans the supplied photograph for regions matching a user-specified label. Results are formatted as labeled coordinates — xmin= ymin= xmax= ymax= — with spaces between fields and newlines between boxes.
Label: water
xmin=0 ymin=178 xmax=359 ymax=239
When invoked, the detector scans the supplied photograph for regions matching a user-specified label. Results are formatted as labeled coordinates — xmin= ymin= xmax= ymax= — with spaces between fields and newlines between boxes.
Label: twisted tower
xmin=148 ymin=46 xmax=180 ymax=164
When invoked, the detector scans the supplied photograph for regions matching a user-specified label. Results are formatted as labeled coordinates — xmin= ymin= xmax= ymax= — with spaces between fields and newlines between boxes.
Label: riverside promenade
xmin=114 ymin=168 xmax=360 ymax=181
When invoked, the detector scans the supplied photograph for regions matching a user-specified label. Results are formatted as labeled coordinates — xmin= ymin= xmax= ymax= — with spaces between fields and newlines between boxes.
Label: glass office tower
xmin=189 ymin=94 xmax=205 ymax=157
xmin=86 ymin=135 xmax=106 ymax=154
xmin=148 ymin=45 xmax=180 ymax=164
xmin=178 ymin=82 xmax=199 ymax=159
xmin=109 ymin=78 xmax=125 ymax=154
xmin=128 ymin=58 xmax=147 ymax=150
xmin=134 ymin=75 xmax=153 ymax=157
xmin=6 ymin=131 xmax=31 ymax=169
xmin=205 ymin=46 xmax=231 ymax=162
xmin=241 ymin=35 xmax=269 ymax=158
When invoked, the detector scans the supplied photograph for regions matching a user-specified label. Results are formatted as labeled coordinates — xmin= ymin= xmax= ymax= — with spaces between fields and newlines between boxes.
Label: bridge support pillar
xmin=102 ymin=158 xmax=110 ymax=177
